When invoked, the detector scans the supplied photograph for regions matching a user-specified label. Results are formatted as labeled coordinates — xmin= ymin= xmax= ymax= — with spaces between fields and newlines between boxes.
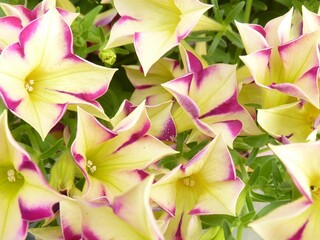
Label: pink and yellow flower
xmin=0 ymin=8 xmax=116 ymax=139
xmin=0 ymin=110 xmax=61 ymax=239
xmin=105 ymin=0 xmax=223 ymax=73
xmin=71 ymin=104 xmax=177 ymax=201
xmin=237 ymin=9 xmax=320 ymax=108
xmin=151 ymin=133 xmax=244 ymax=239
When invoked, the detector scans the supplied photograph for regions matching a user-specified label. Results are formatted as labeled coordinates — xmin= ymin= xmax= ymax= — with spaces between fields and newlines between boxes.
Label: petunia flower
xmin=105 ymin=0 xmax=223 ymax=73
xmin=162 ymin=51 xmax=261 ymax=146
xmin=0 ymin=0 xmax=78 ymax=51
xmin=151 ymin=133 xmax=245 ymax=239
xmin=0 ymin=9 xmax=116 ymax=140
xmin=71 ymin=104 xmax=177 ymax=201
xmin=258 ymin=100 xmax=320 ymax=142
xmin=250 ymin=141 xmax=320 ymax=239
xmin=124 ymin=57 xmax=185 ymax=105
xmin=236 ymin=9 xmax=320 ymax=108
xmin=0 ymin=110 xmax=61 ymax=239
xmin=59 ymin=175 xmax=164 ymax=239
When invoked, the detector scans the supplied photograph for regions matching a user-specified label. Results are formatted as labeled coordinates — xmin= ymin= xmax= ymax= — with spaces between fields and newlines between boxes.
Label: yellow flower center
xmin=310 ymin=185 xmax=320 ymax=201
xmin=183 ymin=177 xmax=195 ymax=187
xmin=86 ymin=160 xmax=97 ymax=173
xmin=25 ymin=79 xmax=35 ymax=92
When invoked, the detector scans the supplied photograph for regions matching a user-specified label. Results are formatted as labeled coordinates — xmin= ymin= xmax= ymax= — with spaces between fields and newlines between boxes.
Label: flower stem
xmin=244 ymin=0 xmax=253 ymax=22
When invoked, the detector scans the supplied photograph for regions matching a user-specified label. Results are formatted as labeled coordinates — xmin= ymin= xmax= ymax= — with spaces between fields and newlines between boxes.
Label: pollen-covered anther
xmin=86 ymin=160 xmax=97 ymax=173
xmin=183 ymin=177 xmax=195 ymax=187
xmin=7 ymin=169 xmax=16 ymax=182
xmin=25 ymin=79 xmax=35 ymax=92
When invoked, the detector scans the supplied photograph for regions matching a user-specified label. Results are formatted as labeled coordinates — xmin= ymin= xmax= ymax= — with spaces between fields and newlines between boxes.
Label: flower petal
xmin=278 ymin=30 xmax=320 ymax=87
xmin=235 ymin=21 xmax=268 ymax=54
xmin=250 ymin=197 xmax=312 ymax=240
xmin=113 ymin=175 xmax=163 ymax=239
xmin=257 ymin=101 xmax=320 ymax=143
xmin=268 ymin=141 xmax=320 ymax=201
xmin=0 ymin=16 xmax=22 ymax=50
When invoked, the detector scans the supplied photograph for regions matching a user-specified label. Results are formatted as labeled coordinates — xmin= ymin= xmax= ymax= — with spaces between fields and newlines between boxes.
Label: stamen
xmin=183 ymin=177 xmax=195 ymax=187
xmin=7 ymin=169 xmax=16 ymax=182
xmin=86 ymin=160 xmax=97 ymax=173
xmin=25 ymin=79 xmax=35 ymax=92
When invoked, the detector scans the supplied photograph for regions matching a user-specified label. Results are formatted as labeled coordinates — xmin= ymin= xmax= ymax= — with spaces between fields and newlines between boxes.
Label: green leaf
xmin=243 ymin=134 xmax=270 ymax=148
xmin=225 ymin=29 xmax=243 ymax=48
xmin=252 ymin=0 xmax=268 ymax=10
xmin=199 ymin=226 xmax=221 ymax=240
xmin=82 ymin=5 xmax=103 ymax=32
xmin=222 ymin=220 xmax=235 ymax=240
xmin=255 ymin=201 xmax=290 ymax=218
xmin=240 ymin=211 xmax=256 ymax=223
xmin=247 ymin=148 xmax=259 ymax=166
xmin=251 ymin=190 xmax=276 ymax=202
xmin=247 ymin=166 xmax=261 ymax=186
xmin=208 ymin=32 xmax=224 ymax=56
xmin=224 ymin=1 xmax=245 ymax=25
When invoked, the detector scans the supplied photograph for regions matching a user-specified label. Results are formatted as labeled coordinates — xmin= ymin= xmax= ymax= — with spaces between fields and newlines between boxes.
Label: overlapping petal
xmin=125 ymin=58 xmax=184 ymax=105
xmin=163 ymin=51 xmax=260 ymax=146
xmin=238 ymin=8 xmax=320 ymax=108
xmin=60 ymin=176 xmax=164 ymax=240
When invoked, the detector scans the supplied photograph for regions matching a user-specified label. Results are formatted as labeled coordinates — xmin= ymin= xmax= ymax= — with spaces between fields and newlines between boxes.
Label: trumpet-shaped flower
xmin=258 ymin=101 xmax=320 ymax=142
xmin=124 ymin=58 xmax=185 ymax=105
xmin=250 ymin=142 xmax=320 ymax=239
xmin=105 ymin=0 xmax=222 ymax=73
xmin=0 ymin=0 xmax=78 ymax=51
xmin=111 ymin=100 xmax=176 ymax=141
xmin=151 ymin=133 xmax=244 ymax=239
xmin=162 ymin=51 xmax=261 ymax=146
xmin=0 ymin=110 xmax=61 ymax=239
xmin=71 ymin=104 xmax=177 ymax=201
xmin=58 ymin=176 xmax=164 ymax=239
xmin=237 ymin=9 xmax=320 ymax=108
xmin=0 ymin=9 xmax=116 ymax=140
